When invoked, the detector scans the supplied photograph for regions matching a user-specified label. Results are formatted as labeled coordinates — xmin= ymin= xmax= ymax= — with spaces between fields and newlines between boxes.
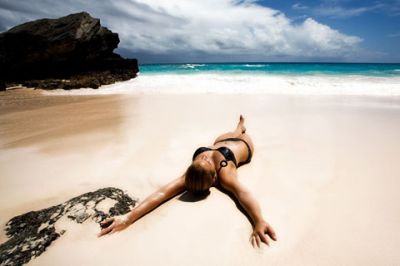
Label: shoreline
xmin=32 ymin=73 xmax=400 ymax=96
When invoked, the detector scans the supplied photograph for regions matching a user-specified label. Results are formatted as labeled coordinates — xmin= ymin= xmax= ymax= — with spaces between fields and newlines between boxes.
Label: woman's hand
xmin=250 ymin=220 xmax=277 ymax=248
xmin=98 ymin=215 xmax=132 ymax=237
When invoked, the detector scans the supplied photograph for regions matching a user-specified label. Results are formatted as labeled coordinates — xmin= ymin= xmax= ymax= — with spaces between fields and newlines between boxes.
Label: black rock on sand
xmin=0 ymin=187 xmax=136 ymax=266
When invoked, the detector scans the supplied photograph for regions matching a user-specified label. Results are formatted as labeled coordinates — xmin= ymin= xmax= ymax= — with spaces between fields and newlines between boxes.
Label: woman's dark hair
xmin=185 ymin=161 xmax=215 ymax=194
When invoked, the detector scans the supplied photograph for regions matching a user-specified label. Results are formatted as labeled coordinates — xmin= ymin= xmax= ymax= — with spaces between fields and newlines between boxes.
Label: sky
xmin=0 ymin=0 xmax=399 ymax=63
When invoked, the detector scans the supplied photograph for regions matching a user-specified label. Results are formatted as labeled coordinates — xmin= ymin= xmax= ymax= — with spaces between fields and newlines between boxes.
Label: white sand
xmin=1 ymin=89 xmax=400 ymax=265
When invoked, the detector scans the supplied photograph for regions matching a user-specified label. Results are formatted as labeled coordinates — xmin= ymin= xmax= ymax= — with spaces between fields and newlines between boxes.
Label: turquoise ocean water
xmin=53 ymin=63 xmax=400 ymax=95
xmin=140 ymin=63 xmax=400 ymax=76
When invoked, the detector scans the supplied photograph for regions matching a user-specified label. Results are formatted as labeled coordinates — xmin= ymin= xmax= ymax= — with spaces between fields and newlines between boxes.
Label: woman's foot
xmin=238 ymin=115 xmax=246 ymax=133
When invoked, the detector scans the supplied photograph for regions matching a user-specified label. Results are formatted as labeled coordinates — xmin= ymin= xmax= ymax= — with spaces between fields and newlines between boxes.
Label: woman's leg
xmin=214 ymin=115 xmax=246 ymax=144
xmin=213 ymin=116 xmax=255 ymax=164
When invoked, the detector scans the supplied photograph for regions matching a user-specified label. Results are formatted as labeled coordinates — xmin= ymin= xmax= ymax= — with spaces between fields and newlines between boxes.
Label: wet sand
xmin=0 ymin=88 xmax=127 ymax=149
xmin=1 ymin=89 xmax=400 ymax=265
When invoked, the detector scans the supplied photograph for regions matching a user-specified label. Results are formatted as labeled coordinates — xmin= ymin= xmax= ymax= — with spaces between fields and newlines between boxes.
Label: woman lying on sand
xmin=99 ymin=115 xmax=277 ymax=247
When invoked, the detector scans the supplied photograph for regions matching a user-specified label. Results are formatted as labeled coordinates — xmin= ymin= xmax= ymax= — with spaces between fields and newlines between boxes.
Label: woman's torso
xmin=193 ymin=136 xmax=254 ymax=170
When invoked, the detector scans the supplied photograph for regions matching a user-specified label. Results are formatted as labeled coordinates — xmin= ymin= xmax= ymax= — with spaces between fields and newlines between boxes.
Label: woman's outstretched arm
xmin=218 ymin=166 xmax=277 ymax=247
xmin=98 ymin=175 xmax=186 ymax=236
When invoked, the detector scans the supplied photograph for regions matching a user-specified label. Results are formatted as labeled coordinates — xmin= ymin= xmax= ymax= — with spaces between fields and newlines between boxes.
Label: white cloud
xmin=0 ymin=0 xmax=363 ymax=61
xmin=292 ymin=3 xmax=309 ymax=10
xmin=286 ymin=18 xmax=361 ymax=56
xmin=313 ymin=5 xmax=377 ymax=18
xmin=293 ymin=1 xmax=400 ymax=19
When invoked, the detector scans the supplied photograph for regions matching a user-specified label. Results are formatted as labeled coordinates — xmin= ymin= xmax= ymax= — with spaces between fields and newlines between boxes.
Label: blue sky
xmin=261 ymin=0 xmax=400 ymax=61
xmin=0 ymin=0 xmax=399 ymax=63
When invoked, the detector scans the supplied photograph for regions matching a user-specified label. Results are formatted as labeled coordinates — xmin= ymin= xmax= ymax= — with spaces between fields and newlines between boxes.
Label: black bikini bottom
xmin=214 ymin=137 xmax=253 ymax=167
xmin=192 ymin=146 xmax=237 ymax=166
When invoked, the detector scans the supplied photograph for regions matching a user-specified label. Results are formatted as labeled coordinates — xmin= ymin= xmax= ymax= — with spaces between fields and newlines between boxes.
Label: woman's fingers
xmin=250 ymin=234 xmax=261 ymax=248
xmin=258 ymin=232 xmax=270 ymax=246
xmin=101 ymin=217 xmax=114 ymax=225
xmin=98 ymin=219 xmax=115 ymax=237
xmin=98 ymin=223 xmax=114 ymax=237
xmin=250 ymin=225 xmax=277 ymax=248
xmin=250 ymin=235 xmax=256 ymax=248
xmin=266 ymin=225 xmax=277 ymax=241
xmin=255 ymin=234 xmax=261 ymax=248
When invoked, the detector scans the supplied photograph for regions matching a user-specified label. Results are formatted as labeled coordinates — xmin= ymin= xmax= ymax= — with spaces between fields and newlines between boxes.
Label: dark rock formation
xmin=0 ymin=80 xmax=5 ymax=91
xmin=0 ymin=187 xmax=137 ymax=266
xmin=0 ymin=12 xmax=139 ymax=90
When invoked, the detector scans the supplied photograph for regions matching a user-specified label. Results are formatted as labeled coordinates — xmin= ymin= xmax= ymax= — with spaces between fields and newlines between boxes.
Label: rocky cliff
xmin=0 ymin=12 xmax=139 ymax=90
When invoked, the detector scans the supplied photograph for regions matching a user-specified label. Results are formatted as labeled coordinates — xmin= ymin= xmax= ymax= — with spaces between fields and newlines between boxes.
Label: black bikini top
xmin=192 ymin=146 xmax=237 ymax=167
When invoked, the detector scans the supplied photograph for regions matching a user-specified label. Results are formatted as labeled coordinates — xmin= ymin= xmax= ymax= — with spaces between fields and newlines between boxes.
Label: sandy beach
xmin=1 ymin=87 xmax=400 ymax=265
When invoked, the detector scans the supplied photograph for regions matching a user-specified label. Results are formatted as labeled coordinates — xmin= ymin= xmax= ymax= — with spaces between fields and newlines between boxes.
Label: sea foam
xmin=44 ymin=73 xmax=400 ymax=96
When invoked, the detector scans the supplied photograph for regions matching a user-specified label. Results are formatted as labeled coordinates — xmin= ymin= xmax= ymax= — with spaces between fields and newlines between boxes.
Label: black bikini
xmin=192 ymin=138 xmax=252 ymax=168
